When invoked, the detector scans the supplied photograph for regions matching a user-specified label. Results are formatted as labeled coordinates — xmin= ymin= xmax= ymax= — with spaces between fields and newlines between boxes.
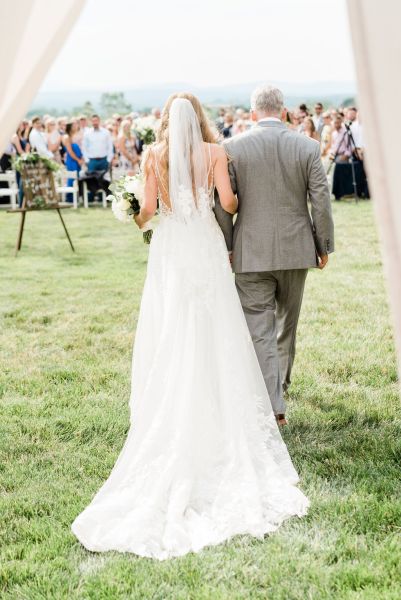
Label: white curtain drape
xmin=347 ymin=0 xmax=401 ymax=381
xmin=0 ymin=0 xmax=85 ymax=153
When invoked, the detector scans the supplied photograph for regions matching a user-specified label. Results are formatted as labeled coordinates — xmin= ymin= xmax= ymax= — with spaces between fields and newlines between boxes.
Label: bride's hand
xmin=134 ymin=213 xmax=143 ymax=228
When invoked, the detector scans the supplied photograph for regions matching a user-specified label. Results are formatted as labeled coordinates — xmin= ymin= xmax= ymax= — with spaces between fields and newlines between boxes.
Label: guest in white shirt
xmin=28 ymin=116 xmax=53 ymax=158
xmin=83 ymin=115 xmax=114 ymax=173
xmin=346 ymin=107 xmax=364 ymax=156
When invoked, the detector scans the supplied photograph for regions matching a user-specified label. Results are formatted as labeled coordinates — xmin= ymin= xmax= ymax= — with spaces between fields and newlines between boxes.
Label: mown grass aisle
xmin=1 ymin=202 xmax=400 ymax=599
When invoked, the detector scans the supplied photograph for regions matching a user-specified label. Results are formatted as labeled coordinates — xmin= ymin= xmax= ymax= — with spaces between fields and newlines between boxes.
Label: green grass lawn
xmin=1 ymin=202 xmax=400 ymax=599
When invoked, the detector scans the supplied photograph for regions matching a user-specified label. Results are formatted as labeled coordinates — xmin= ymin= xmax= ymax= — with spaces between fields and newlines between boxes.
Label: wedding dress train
xmin=71 ymin=99 xmax=309 ymax=560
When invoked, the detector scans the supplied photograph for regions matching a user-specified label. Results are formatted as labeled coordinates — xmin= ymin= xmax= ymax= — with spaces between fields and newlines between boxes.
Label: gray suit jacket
xmin=214 ymin=121 xmax=334 ymax=272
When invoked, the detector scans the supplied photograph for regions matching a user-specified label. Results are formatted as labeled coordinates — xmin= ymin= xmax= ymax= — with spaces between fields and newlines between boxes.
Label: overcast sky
xmin=40 ymin=0 xmax=355 ymax=91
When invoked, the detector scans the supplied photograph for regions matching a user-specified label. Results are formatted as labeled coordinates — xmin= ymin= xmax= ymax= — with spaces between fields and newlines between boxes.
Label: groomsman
xmin=83 ymin=115 xmax=114 ymax=173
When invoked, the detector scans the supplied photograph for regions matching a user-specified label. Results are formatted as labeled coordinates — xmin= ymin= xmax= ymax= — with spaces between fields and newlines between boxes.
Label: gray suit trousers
xmin=235 ymin=269 xmax=307 ymax=415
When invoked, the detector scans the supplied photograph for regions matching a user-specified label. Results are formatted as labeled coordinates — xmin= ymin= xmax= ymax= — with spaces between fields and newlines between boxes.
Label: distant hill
xmin=31 ymin=81 xmax=357 ymax=114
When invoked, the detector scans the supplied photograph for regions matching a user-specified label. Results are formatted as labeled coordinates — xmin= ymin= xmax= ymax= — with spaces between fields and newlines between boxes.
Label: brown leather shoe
xmin=275 ymin=414 xmax=288 ymax=427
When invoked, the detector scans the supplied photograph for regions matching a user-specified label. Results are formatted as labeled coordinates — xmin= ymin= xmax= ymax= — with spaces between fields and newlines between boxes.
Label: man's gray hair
xmin=251 ymin=84 xmax=284 ymax=114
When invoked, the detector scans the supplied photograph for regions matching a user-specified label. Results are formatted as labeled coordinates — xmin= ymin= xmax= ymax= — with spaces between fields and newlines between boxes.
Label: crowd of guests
xmin=0 ymin=101 xmax=365 ymax=205
xmin=216 ymin=102 xmax=364 ymax=165
xmin=1 ymin=110 xmax=162 ymax=204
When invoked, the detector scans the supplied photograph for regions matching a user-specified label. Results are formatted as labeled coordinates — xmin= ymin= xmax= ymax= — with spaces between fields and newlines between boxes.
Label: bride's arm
xmin=213 ymin=145 xmax=238 ymax=214
xmin=134 ymin=156 xmax=158 ymax=228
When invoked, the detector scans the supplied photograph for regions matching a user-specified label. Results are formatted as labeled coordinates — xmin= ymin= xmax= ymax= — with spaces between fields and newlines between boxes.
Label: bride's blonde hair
xmin=142 ymin=92 xmax=218 ymax=187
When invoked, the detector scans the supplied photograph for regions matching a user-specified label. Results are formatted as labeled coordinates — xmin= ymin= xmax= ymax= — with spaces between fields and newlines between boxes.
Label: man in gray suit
xmin=215 ymin=84 xmax=334 ymax=425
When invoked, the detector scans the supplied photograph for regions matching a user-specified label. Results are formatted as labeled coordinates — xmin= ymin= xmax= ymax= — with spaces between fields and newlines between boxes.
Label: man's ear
xmin=281 ymin=107 xmax=288 ymax=121
xmin=251 ymin=110 xmax=258 ymax=122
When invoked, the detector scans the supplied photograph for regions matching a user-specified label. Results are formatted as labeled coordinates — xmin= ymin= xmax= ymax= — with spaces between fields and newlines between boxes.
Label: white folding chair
xmin=0 ymin=171 xmax=18 ymax=209
xmin=83 ymin=181 xmax=107 ymax=209
xmin=56 ymin=170 xmax=80 ymax=209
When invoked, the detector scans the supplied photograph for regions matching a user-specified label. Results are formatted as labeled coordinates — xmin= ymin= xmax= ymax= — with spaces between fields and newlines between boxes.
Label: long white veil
xmin=168 ymin=98 xmax=208 ymax=218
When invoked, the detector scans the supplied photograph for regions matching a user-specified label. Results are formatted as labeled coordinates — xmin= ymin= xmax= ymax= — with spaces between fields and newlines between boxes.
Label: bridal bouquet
xmin=107 ymin=174 xmax=153 ymax=244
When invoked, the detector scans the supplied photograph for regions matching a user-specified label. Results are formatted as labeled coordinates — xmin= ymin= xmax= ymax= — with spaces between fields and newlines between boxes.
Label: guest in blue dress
xmin=63 ymin=121 xmax=84 ymax=203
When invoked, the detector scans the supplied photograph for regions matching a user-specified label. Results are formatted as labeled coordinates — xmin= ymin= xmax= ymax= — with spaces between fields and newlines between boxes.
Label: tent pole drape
xmin=347 ymin=0 xmax=401 ymax=384
xmin=0 ymin=0 xmax=86 ymax=153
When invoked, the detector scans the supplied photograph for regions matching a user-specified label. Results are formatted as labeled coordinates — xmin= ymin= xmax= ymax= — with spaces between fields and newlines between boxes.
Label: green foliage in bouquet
xmin=135 ymin=127 xmax=156 ymax=146
xmin=108 ymin=178 xmax=140 ymax=216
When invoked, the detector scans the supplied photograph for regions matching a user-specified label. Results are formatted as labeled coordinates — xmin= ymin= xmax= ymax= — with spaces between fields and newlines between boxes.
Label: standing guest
xmin=296 ymin=109 xmax=307 ymax=133
xmin=320 ymin=112 xmax=333 ymax=158
xmin=287 ymin=111 xmax=301 ymax=130
xmin=11 ymin=121 xmax=30 ymax=156
xmin=63 ymin=121 xmax=84 ymax=203
xmin=29 ymin=116 xmax=53 ymax=158
xmin=79 ymin=115 xmax=90 ymax=135
xmin=312 ymin=102 xmax=324 ymax=135
xmin=233 ymin=119 xmax=247 ymax=135
xmin=222 ymin=112 xmax=234 ymax=138
xmin=330 ymin=113 xmax=351 ymax=162
xmin=151 ymin=107 xmax=161 ymax=133
xmin=75 ymin=115 xmax=91 ymax=149
xmin=298 ymin=103 xmax=309 ymax=117
xmin=107 ymin=119 xmax=120 ymax=166
xmin=11 ymin=121 xmax=31 ymax=206
xmin=57 ymin=117 xmax=67 ymax=136
xmin=151 ymin=107 xmax=161 ymax=121
xmin=117 ymin=119 xmax=139 ymax=176
xmin=83 ymin=115 xmax=114 ymax=173
xmin=303 ymin=117 xmax=320 ymax=141
xmin=45 ymin=118 xmax=62 ymax=163
xmin=215 ymin=108 xmax=226 ymax=132
xmin=111 ymin=118 xmax=120 ymax=143
xmin=346 ymin=107 xmax=363 ymax=154
xmin=112 ymin=114 xmax=123 ymax=128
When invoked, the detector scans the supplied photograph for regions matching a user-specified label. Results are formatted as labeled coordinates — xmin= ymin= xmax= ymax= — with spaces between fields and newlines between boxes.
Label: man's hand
xmin=318 ymin=254 xmax=329 ymax=269
xmin=228 ymin=252 xmax=233 ymax=265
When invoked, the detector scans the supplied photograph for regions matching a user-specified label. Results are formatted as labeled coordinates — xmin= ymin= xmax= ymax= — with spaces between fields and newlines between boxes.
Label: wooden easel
xmin=7 ymin=159 xmax=75 ymax=257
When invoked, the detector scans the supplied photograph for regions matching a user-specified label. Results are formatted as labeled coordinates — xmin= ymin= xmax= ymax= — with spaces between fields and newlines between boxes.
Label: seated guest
xmin=29 ymin=116 xmax=53 ymax=158
xmin=83 ymin=114 xmax=114 ymax=173
xmin=63 ymin=121 xmax=84 ymax=203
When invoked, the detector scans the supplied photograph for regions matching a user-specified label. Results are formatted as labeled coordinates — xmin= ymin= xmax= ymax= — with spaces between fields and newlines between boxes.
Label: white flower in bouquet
xmin=125 ymin=176 xmax=145 ymax=199
xmin=108 ymin=174 xmax=154 ymax=243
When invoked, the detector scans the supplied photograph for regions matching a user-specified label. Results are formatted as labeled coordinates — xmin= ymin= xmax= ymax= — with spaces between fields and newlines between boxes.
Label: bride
xmin=71 ymin=93 xmax=309 ymax=560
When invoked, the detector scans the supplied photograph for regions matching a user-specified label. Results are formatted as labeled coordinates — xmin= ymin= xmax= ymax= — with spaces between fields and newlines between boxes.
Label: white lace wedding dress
xmin=71 ymin=99 xmax=309 ymax=560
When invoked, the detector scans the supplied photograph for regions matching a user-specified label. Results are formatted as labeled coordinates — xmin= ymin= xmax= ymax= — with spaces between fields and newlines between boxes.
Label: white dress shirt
xmin=29 ymin=128 xmax=53 ymax=158
xmin=349 ymin=120 xmax=363 ymax=148
xmin=258 ymin=117 xmax=282 ymax=124
xmin=82 ymin=127 xmax=114 ymax=163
